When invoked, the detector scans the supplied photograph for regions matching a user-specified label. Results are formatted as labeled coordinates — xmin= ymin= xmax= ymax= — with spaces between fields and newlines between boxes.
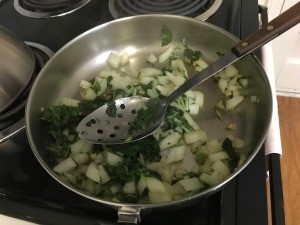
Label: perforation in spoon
xmin=109 ymin=134 xmax=116 ymax=138
xmin=97 ymin=129 xmax=103 ymax=134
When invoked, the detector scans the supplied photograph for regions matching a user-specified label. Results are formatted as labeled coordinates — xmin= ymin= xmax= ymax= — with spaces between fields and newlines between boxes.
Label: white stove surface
xmin=259 ymin=0 xmax=300 ymax=97
xmin=0 ymin=215 xmax=37 ymax=225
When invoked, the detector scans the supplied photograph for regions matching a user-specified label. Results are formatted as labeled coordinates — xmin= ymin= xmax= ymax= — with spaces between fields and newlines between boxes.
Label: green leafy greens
xmin=129 ymin=102 xmax=160 ymax=131
xmin=183 ymin=39 xmax=202 ymax=63
xmin=106 ymin=100 xmax=117 ymax=117
xmin=160 ymin=25 xmax=173 ymax=46
xmin=222 ymin=138 xmax=240 ymax=172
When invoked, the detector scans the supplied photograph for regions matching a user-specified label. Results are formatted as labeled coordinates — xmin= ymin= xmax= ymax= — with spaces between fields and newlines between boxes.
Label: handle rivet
xmin=242 ymin=42 xmax=249 ymax=47
xmin=267 ymin=25 xmax=274 ymax=31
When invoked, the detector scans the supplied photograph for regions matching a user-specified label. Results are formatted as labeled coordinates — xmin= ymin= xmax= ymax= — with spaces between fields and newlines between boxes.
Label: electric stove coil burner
xmin=14 ymin=0 xmax=91 ymax=18
xmin=109 ymin=0 xmax=222 ymax=20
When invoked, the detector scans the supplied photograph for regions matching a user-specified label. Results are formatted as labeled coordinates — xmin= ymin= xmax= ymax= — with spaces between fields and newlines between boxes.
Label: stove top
xmin=0 ymin=0 xmax=270 ymax=224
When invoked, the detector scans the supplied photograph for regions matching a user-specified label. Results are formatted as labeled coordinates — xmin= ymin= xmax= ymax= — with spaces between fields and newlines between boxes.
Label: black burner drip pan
xmin=109 ymin=0 xmax=220 ymax=19
xmin=19 ymin=0 xmax=82 ymax=11
xmin=14 ymin=0 xmax=91 ymax=18
xmin=115 ymin=0 xmax=209 ymax=15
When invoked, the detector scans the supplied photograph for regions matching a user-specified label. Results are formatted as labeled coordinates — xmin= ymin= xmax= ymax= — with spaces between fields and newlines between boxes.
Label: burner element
xmin=14 ymin=0 xmax=91 ymax=18
xmin=109 ymin=0 xmax=222 ymax=20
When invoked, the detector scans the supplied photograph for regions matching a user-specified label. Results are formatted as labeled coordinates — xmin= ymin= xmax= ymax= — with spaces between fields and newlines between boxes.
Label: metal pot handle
xmin=0 ymin=117 xmax=26 ymax=143
xmin=118 ymin=206 xmax=141 ymax=224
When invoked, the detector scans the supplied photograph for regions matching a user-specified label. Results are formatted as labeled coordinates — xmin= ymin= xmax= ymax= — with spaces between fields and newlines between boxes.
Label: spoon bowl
xmin=77 ymin=96 xmax=168 ymax=144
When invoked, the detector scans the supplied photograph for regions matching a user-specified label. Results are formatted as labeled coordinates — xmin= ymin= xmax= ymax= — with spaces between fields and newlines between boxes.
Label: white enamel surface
xmin=0 ymin=215 xmax=37 ymax=225
xmin=260 ymin=0 xmax=300 ymax=97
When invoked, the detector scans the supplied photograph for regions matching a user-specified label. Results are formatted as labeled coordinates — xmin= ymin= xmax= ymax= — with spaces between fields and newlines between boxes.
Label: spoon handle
xmin=166 ymin=1 xmax=300 ymax=104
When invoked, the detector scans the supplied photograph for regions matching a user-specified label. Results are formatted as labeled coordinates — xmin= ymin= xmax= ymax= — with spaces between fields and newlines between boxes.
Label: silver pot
xmin=0 ymin=25 xmax=35 ymax=114
xmin=24 ymin=15 xmax=273 ymax=223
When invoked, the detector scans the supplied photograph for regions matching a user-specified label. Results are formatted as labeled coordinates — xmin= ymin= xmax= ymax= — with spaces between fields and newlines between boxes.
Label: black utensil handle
xmin=233 ymin=1 xmax=300 ymax=57
xmin=269 ymin=153 xmax=285 ymax=225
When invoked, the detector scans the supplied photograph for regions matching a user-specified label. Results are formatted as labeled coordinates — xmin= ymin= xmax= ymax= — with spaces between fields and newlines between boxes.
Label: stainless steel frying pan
xmin=23 ymin=14 xmax=274 ymax=223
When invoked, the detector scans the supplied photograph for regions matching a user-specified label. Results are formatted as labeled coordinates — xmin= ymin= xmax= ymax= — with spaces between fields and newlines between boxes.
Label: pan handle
xmin=118 ymin=206 xmax=141 ymax=224
xmin=0 ymin=118 xmax=26 ymax=143
xmin=233 ymin=1 xmax=300 ymax=57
